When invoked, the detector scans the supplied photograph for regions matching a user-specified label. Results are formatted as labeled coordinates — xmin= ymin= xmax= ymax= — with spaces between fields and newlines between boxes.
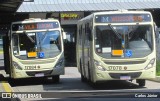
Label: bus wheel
xmin=80 ymin=61 xmax=86 ymax=82
xmin=52 ymin=75 xmax=60 ymax=83
xmin=88 ymin=65 xmax=91 ymax=82
xmin=90 ymin=82 xmax=99 ymax=89
xmin=136 ymin=79 xmax=145 ymax=87
xmin=81 ymin=70 xmax=87 ymax=82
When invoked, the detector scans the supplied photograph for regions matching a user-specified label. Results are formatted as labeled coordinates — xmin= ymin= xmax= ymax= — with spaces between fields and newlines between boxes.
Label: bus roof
xmin=78 ymin=10 xmax=152 ymax=23
xmin=11 ymin=18 xmax=60 ymax=31
xmin=92 ymin=10 xmax=151 ymax=15
xmin=12 ymin=18 xmax=60 ymax=24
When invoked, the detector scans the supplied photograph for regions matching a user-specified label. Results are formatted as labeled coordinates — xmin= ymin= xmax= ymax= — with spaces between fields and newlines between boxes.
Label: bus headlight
xmin=55 ymin=58 xmax=64 ymax=69
xmin=94 ymin=60 xmax=106 ymax=71
xmin=13 ymin=61 xmax=22 ymax=70
xmin=144 ymin=58 xmax=155 ymax=70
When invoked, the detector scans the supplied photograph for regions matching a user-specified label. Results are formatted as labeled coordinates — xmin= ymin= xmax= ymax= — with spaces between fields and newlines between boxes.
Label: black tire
xmin=81 ymin=74 xmax=86 ymax=82
xmin=89 ymin=81 xmax=99 ymax=89
xmin=80 ymin=67 xmax=87 ymax=82
xmin=8 ymin=77 xmax=16 ymax=86
xmin=136 ymin=79 xmax=145 ymax=87
xmin=52 ymin=75 xmax=60 ymax=83
xmin=88 ymin=64 xmax=91 ymax=82
xmin=80 ymin=61 xmax=87 ymax=82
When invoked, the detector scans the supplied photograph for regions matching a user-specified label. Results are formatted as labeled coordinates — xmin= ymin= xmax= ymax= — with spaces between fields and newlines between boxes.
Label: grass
xmin=0 ymin=49 xmax=3 ymax=54
xmin=156 ymin=60 xmax=160 ymax=76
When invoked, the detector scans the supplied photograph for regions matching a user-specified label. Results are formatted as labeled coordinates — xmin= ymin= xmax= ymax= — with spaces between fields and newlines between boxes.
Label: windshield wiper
xmin=108 ymin=24 xmax=122 ymax=39
xmin=24 ymin=32 xmax=35 ymax=43
xmin=129 ymin=23 xmax=139 ymax=39
xmin=42 ymin=32 xmax=48 ymax=41
xmin=37 ymin=31 xmax=48 ymax=51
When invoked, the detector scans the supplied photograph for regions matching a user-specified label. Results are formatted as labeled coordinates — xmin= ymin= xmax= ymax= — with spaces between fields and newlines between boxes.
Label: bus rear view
xmin=76 ymin=10 xmax=156 ymax=87
xmin=3 ymin=18 xmax=65 ymax=83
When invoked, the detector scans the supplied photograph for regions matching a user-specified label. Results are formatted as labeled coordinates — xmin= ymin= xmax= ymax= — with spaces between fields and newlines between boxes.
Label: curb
xmin=148 ymin=76 xmax=160 ymax=83
xmin=0 ymin=75 xmax=14 ymax=92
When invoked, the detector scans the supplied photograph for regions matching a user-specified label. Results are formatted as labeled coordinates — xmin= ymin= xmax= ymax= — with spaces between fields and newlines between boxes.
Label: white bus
xmin=3 ymin=18 xmax=65 ymax=82
xmin=76 ymin=10 xmax=156 ymax=86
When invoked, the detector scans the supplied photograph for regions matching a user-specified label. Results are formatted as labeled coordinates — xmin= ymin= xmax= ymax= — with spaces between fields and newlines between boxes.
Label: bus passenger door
xmin=82 ymin=26 xmax=86 ymax=77
xmin=83 ymin=24 xmax=90 ymax=79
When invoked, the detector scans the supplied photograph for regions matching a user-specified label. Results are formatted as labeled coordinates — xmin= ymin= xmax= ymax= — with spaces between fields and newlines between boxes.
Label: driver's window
xmin=12 ymin=34 xmax=19 ymax=55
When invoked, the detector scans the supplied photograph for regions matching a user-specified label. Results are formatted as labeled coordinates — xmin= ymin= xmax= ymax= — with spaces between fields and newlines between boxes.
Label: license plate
xmin=120 ymin=76 xmax=131 ymax=80
xmin=35 ymin=73 xmax=44 ymax=77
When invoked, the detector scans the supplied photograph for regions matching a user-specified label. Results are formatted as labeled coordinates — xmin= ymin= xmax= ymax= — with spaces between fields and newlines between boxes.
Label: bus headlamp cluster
xmin=55 ymin=58 xmax=64 ymax=69
xmin=13 ymin=61 xmax=22 ymax=70
xmin=94 ymin=60 xmax=106 ymax=71
xmin=144 ymin=58 xmax=155 ymax=70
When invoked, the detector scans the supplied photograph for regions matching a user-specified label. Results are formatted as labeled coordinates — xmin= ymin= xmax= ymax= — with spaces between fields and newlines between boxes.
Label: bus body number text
xmin=108 ymin=66 xmax=122 ymax=70
xmin=25 ymin=66 xmax=37 ymax=70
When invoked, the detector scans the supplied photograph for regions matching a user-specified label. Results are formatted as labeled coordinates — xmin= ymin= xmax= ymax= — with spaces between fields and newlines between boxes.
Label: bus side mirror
xmin=154 ymin=23 xmax=159 ymax=39
xmin=62 ymin=32 xmax=66 ymax=40
xmin=61 ymin=28 xmax=66 ymax=40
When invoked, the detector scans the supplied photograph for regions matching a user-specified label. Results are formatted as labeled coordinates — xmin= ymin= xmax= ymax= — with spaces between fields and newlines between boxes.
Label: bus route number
xmin=108 ymin=66 xmax=122 ymax=70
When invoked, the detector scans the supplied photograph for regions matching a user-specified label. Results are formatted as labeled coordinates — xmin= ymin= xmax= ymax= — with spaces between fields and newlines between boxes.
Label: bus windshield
xmin=94 ymin=25 xmax=153 ymax=58
xmin=12 ymin=30 xmax=61 ymax=60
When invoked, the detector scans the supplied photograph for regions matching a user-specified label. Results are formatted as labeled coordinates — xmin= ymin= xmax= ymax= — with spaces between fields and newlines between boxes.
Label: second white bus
xmin=76 ymin=10 xmax=156 ymax=86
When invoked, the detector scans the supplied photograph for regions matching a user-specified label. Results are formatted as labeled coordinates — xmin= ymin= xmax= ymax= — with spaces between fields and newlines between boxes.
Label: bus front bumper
xmin=12 ymin=66 xmax=64 ymax=79
xmin=93 ymin=68 xmax=156 ymax=82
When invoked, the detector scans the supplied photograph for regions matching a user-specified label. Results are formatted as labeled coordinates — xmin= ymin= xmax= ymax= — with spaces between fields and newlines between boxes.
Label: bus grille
xmin=20 ymin=59 xmax=56 ymax=64
xmin=104 ymin=60 xmax=146 ymax=65
xmin=26 ymin=70 xmax=52 ymax=76
xmin=109 ymin=72 xmax=142 ymax=79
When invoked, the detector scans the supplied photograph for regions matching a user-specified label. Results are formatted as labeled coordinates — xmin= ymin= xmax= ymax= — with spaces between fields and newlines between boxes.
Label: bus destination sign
xmin=95 ymin=14 xmax=151 ymax=23
xmin=12 ymin=22 xmax=59 ymax=31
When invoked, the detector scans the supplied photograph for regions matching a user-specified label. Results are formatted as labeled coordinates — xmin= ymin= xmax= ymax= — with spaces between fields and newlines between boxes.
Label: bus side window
xmin=79 ymin=25 xmax=82 ymax=45
xmin=85 ymin=23 xmax=92 ymax=41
